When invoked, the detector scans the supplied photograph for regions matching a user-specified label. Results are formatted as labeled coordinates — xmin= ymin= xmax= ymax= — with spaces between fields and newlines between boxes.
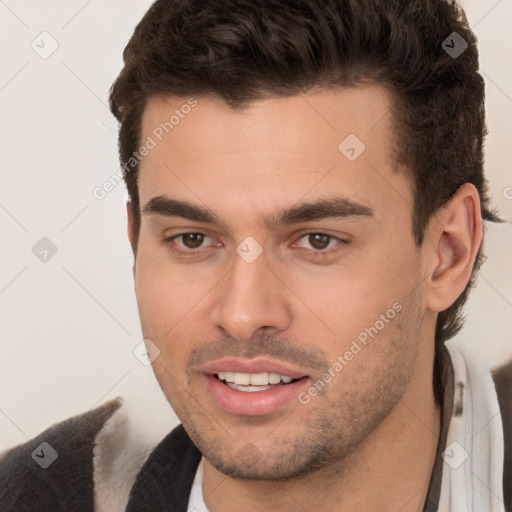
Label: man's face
xmin=132 ymin=86 xmax=432 ymax=479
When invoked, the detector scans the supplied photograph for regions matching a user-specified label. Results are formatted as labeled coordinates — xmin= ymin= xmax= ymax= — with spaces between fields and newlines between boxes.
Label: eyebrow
xmin=142 ymin=195 xmax=374 ymax=229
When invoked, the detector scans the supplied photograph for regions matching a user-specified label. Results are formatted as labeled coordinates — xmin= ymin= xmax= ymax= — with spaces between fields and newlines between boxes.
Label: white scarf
xmin=438 ymin=343 xmax=505 ymax=511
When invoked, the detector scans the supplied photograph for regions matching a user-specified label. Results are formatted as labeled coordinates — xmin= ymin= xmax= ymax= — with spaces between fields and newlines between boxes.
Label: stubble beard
xmin=173 ymin=334 xmax=418 ymax=482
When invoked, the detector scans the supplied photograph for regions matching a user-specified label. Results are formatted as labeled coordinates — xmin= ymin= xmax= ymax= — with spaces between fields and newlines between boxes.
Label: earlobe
xmin=426 ymin=184 xmax=483 ymax=312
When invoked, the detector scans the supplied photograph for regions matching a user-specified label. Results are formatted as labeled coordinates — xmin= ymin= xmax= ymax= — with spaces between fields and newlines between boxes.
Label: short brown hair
xmin=109 ymin=0 xmax=500 ymax=347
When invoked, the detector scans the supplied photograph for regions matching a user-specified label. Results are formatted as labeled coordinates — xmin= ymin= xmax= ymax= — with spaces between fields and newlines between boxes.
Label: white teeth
xmin=268 ymin=373 xmax=281 ymax=384
xmin=233 ymin=372 xmax=250 ymax=385
xmin=218 ymin=371 xmax=235 ymax=382
xmin=249 ymin=372 xmax=268 ymax=385
xmin=217 ymin=372 xmax=295 ymax=386
xmin=227 ymin=383 xmax=273 ymax=392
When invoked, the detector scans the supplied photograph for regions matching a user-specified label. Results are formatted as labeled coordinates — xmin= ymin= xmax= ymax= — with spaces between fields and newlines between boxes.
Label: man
xmin=1 ymin=0 xmax=510 ymax=511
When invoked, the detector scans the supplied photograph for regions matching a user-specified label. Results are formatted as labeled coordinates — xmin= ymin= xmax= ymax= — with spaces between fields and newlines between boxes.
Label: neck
xmin=202 ymin=374 xmax=441 ymax=512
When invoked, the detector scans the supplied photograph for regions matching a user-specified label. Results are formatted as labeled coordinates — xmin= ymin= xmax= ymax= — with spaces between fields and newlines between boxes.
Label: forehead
xmin=140 ymin=86 xmax=394 ymax=157
xmin=137 ymin=86 xmax=411 ymax=226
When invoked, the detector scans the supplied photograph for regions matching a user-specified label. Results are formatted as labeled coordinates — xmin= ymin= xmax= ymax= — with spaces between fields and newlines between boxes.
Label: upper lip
xmin=201 ymin=358 xmax=309 ymax=380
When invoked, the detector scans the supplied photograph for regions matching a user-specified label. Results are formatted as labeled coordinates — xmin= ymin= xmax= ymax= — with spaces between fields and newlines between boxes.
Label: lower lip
xmin=205 ymin=374 xmax=309 ymax=416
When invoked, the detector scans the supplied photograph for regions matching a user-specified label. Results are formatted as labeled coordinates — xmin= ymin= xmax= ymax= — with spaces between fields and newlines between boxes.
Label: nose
xmin=209 ymin=247 xmax=293 ymax=340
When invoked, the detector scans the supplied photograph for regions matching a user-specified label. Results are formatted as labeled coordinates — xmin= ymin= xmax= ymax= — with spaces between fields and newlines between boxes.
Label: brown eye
xmin=307 ymin=233 xmax=331 ymax=250
xmin=180 ymin=233 xmax=205 ymax=249
xmin=163 ymin=232 xmax=220 ymax=257
xmin=293 ymin=232 xmax=349 ymax=259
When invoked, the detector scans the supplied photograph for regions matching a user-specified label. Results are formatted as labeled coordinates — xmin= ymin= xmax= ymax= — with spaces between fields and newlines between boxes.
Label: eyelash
xmin=163 ymin=231 xmax=348 ymax=259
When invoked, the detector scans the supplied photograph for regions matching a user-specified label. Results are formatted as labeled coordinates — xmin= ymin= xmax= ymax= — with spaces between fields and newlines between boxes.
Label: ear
xmin=126 ymin=200 xmax=137 ymax=277
xmin=424 ymin=183 xmax=483 ymax=313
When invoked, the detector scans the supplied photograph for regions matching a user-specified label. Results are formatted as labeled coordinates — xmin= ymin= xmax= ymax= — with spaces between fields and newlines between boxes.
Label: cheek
xmin=133 ymin=240 xmax=216 ymax=367
xmin=301 ymin=261 xmax=422 ymax=384
xmin=312 ymin=290 xmax=422 ymax=404
xmin=134 ymin=235 xmax=197 ymax=332
xmin=294 ymin=245 xmax=421 ymax=345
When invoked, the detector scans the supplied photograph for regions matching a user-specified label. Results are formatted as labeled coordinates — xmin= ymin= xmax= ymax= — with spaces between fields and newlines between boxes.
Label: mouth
xmin=215 ymin=371 xmax=300 ymax=392
xmin=201 ymin=359 xmax=310 ymax=416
